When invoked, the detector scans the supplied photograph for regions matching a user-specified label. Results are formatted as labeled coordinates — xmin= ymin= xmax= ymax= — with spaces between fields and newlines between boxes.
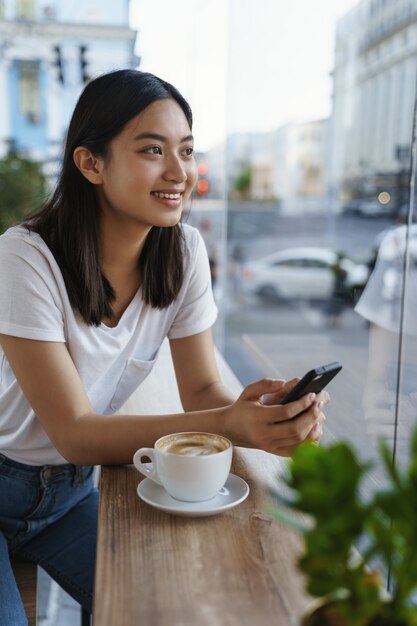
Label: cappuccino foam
xmin=159 ymin=434 xmax=228 ymax=456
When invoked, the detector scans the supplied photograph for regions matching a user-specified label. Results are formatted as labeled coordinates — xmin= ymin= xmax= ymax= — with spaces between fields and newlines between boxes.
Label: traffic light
xmin=197 ymin=179 xmax=209 ymax=195
xmin=53 ymin=45 xmax=64 ymax=84
xmin=197 ymin=162 xmax=209 ymax=197
xmin=79 ymin=45 xmax=90 ymax=84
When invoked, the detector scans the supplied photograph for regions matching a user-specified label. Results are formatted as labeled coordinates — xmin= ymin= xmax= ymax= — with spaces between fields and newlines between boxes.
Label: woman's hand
xmin=263 ymin=376 xmax=329 ymax=449
xmin=260 ymin=376 xmax=330 ymax=408
xmin=224 ymin=378 xmax=329 ymax=456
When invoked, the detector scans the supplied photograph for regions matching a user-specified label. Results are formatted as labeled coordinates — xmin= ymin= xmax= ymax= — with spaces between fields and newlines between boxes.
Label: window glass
xmin=219 ymin=0 xmax=417 ymax=497
xmin=18 ymin=61 xmax=41 ymax=123
xmin=141 ymin=0 xmax=416 ymax=494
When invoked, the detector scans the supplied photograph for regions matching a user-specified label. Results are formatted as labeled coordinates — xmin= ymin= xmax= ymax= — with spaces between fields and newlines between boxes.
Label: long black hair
xmin=25 ymin=69 xmax=193 ymax=326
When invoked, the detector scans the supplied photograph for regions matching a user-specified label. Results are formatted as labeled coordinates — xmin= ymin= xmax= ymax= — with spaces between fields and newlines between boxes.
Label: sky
xmin=130 ymin=0 xmax=359 ymax=151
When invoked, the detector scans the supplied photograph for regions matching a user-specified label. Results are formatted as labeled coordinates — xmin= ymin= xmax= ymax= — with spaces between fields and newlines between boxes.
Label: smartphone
xmin=280 ymin=361 xmax=342 ymax=404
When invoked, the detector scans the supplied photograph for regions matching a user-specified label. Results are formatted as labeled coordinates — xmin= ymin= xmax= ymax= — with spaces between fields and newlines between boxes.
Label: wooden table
xmin=94 ymin=447 xmax=310 ymax=626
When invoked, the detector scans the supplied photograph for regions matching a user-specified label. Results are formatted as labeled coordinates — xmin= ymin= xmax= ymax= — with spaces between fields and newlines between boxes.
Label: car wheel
xmin=257 ymin=284 xmax=281 ymax=302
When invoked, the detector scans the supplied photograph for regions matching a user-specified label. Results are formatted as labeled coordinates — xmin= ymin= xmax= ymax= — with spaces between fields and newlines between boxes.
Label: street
xmin=227 ymin=208 xmax=393 ymax=261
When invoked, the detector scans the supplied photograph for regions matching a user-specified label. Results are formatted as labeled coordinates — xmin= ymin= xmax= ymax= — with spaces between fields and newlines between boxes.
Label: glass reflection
xmin=184 ymin=0 xmax=417 ymax=490
xmin=356 ymin=95 xmax=417 ymax=471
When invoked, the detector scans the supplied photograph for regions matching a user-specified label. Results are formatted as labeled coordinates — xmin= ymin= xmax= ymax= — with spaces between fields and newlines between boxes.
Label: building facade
xmin=270 ymin=119 xmax=328 ymax=213
xmin=0 ymin=0 xmax=138 ymax=175
xmin=328 ymin=0 xmax=417 ymax=212
xmin=208 ymin=118 xmax=328 ymax=214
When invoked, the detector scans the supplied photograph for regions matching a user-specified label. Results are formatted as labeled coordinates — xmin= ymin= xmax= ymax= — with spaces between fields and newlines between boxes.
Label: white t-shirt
xmin=0 ymin=224 xmax=218 ymax=465
xmin=355 ymin=225 xmax=417 ymax=335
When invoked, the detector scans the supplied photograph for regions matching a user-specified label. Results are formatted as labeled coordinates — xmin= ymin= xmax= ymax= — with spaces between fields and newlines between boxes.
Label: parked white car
xmin=240 ymin=247 xmax=370 ymax=302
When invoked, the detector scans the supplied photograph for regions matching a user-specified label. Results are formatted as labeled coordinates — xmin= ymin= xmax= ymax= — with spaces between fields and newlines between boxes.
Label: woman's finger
xmin=240 ymin=378 xmax=286 ymax=402
xmin=268 ymin=392 xmax=318 ymax=422
xmin=261 ymin=378 xmax=300 ymax=405
xmin=263 ymin=403 xmax=324 ymax=449
xmin=317 ymin=390 xmax=330 ymax=406
xmin=261 ymin=392 xmax=284 ymax=406
xmin=269 ymin=411 xmax=325 ymax=455
xmin=308 ymin=417 xmax=325 ymax=440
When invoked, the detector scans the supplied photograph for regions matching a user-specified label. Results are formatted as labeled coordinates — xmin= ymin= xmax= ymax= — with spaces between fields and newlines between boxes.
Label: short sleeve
xmin=355 ymin=229 xmax=417 ymax=335
xmin=168 ymin=229 xmax=218 ymax=339
xmin=355 ymin=266 xmax=402 ymax=333
xmin=0 ymin=234 xmax=66 ymax=341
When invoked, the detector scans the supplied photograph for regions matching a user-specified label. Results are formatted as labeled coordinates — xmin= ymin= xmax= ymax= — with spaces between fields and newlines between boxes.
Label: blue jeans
xmin=0 ymin=453 xmax=98 ymax=626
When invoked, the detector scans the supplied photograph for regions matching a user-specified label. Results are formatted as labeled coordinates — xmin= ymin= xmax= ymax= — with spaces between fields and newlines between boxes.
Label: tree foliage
xmin=234 ymin=164 xmax=251 ymax=196
xmin=0 ymin=151 xmax=47 ymax=234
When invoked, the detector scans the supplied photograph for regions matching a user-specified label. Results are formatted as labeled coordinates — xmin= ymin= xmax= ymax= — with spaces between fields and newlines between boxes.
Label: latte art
xmin=165 ymin=440 xmax=224 ymax=456
xmin=158 ymin=434 xmax=229 ymax=456
xmin=134 ymin=431 xmax=233 ymax=502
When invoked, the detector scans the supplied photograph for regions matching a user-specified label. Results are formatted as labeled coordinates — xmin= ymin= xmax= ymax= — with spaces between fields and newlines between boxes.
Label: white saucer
xmin=137 ymin=473 xmax=250 ymax=517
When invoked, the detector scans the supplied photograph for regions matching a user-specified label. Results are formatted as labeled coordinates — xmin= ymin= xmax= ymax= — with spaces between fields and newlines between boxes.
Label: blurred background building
xmin=0 ymin=0 xmax=138 ymax=180
xmin=327 ymin=0 xmax=417 ymax=215
xmin=207 ymin=119 xmax=328 ymax=214
xmin=201 ymin=0 xmax=417 ymax=219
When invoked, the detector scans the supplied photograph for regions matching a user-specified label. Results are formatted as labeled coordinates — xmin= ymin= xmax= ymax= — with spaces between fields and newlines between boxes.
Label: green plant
xmin=0 ymin=150 xmax=47 ymax=233
xmin=234 ymin=164 xmax=251 ymax=196
xmin=270 ymin=429 xmax=417 ymax=626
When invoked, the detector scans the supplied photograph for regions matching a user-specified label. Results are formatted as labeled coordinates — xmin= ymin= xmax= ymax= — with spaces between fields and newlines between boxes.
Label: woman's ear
xmin=73 ymin=147 xmax=104 ymax=184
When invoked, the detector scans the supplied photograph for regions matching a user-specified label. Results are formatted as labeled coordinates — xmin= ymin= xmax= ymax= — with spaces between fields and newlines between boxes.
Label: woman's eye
xmin=143 ymin=146 xmax=162 ymax=155
xmin=183 ymin=147 xmax=194 ymax=157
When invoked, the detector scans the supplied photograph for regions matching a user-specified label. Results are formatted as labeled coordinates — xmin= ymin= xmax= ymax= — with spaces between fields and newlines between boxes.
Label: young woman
xmin=0 ymin=69 xmax=327 ymax=623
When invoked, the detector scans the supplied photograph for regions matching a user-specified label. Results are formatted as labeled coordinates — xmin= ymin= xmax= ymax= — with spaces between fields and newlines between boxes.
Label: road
xmin=221 ymin=209 xmax=392 ymax=342
xmin=227 ymin=209 xmax=392 ymax=261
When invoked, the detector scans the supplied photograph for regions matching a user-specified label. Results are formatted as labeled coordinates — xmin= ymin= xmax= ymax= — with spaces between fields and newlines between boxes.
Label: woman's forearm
xmin=60 ymin=406 xmax=230 ymax=466
xmin=180 ymin=381 xmax=237 ymax=412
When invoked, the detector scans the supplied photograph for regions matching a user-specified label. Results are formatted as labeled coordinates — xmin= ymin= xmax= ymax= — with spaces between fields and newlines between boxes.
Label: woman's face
xmin=96 ymin=98 xmax=198 ymax=231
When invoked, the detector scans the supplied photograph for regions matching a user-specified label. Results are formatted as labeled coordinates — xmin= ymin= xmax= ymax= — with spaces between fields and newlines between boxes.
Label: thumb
xmin=240 ymin=378 xmax=285 ymax=401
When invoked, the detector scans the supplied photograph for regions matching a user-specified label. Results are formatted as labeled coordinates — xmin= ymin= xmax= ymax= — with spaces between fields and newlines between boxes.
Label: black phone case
xmin=280 ymin=361 xmax=342 ymax=404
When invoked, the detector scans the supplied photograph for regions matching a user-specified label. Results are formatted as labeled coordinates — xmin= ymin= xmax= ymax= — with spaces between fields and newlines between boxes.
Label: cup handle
xmin=133 ymin=448 xmax=162 ymax=485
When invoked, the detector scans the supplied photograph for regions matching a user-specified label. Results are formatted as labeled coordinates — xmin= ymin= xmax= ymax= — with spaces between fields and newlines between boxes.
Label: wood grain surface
xmin=94 ymin=448 xmax=310 ymax=626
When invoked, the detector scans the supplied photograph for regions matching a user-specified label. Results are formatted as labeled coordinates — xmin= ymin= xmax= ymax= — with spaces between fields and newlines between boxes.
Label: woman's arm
xmin=169 ymin=329 xmax=236 ymax=411
xmin=0 ymin=332 xmax=324 ymax=466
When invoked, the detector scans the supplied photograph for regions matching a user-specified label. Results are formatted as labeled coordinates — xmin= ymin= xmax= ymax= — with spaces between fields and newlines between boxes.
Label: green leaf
xmin=0 ymin=152 xmax=47 ymax=233
xmin=268 ymin=427 xmax=417 ymax=621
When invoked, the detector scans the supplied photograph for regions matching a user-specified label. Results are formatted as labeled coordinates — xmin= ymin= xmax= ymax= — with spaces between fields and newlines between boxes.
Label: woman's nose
xmin=163 ymin=155 xmax=187 ymax=182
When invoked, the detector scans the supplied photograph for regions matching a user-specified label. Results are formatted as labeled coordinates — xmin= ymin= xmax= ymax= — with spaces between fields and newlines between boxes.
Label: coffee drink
xmin=158 ymin=433 xmax=229 ymax=456
xmin=134 ymin=432 xmax=233 ymax=502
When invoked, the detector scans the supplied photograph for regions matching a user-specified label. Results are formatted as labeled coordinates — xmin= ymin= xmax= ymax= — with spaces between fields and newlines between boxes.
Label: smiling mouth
xmin=151 ymin=192 xmax=182 ymax=199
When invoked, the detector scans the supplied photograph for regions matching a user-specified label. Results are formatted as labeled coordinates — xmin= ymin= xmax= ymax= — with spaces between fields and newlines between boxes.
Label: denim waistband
xmin=0 ymin=453 xmax=93 ymax=487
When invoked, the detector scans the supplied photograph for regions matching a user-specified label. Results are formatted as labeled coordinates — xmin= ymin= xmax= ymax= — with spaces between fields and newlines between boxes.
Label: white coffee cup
xmin=133 ymin=432 xmax=233 ymax=502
